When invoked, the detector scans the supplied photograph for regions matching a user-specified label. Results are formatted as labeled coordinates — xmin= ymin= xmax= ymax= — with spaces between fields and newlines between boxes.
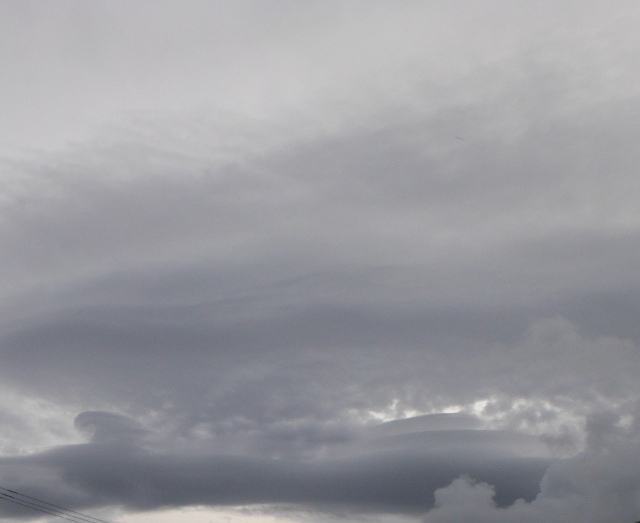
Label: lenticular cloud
xmin=2 ymin=3 xmax=640 ymax=523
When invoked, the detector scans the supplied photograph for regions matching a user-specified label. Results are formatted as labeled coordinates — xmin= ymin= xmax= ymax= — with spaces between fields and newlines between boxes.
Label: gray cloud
xmin=2 ymin=2 xmax=640 ymax=522
xmin=0 ymin=413 xmax=550 ymax=518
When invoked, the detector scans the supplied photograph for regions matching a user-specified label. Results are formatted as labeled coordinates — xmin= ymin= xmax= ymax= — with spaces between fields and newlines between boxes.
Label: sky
xmin=2 ymin=1 xmax=640 ymax=522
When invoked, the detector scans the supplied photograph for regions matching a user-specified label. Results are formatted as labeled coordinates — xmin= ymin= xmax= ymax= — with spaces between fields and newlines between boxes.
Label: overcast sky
xmin=2 ymin=2 xmax=640 ymax=523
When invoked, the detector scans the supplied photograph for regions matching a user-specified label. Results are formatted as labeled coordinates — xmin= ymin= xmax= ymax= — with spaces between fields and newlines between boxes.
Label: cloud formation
xmin=1 ymin=412 xmax=550 ymax=517
xmin=2 ymin=2 xmax=640 ymax=522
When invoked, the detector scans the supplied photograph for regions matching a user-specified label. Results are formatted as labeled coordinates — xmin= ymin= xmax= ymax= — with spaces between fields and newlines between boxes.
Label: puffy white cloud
xmin=423 ymin=437 xmax=640 ymax=523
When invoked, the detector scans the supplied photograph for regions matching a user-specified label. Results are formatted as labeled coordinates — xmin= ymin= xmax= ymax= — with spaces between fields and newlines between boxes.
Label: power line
xmin=0 ymin=488 xmax=110 ymax=523
xmin=0 ymin=489 xmax=106 ymax=523
xmin=0 ymin=488 xmax=111 ymax=523
xmin=0 ymin=493 xmax=88 ymax=523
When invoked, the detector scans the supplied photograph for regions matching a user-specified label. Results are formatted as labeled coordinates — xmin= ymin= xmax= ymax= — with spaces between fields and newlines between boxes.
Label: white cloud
xmin=423 ymin=437 xmax=640 ymax=523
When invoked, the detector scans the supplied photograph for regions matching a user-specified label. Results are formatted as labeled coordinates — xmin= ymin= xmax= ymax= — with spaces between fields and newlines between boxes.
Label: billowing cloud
xmin=423 ymin=437 xmax=640 ymax=523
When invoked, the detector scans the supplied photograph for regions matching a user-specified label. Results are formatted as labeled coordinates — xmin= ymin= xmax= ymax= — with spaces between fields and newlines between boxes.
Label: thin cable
xmin=0 ymin=488 xmax=111 ymax=523
xmin=0 ymin=488 xmax=110 ymax=523
xmin=0 ymin=492 xmax=91 ymax=523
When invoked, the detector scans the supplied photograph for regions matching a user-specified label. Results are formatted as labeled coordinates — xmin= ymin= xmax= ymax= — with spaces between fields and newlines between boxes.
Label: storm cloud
xmin=2 ymin=2 xmax=640 ymax=523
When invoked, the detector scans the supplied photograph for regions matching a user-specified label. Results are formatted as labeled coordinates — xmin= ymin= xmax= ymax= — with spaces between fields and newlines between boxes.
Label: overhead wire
xmin=0 ymin=489 xmax=103 ymax=523
xmin=0 ymin=487 xmax=111 ymax=523
xmin=0 ymin=493 xmax=87 ymax=523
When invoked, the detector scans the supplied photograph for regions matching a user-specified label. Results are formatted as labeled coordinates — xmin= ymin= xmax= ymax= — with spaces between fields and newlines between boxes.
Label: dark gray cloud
xmin=2 ymin=2 xmax=640 ymax=523
xmin=0 ymin=412 xmax=550 ymax=518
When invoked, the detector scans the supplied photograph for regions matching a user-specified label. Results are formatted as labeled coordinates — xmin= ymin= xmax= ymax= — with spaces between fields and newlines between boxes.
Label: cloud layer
xmin=2 ymin=2 xmax=640 ymax=522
